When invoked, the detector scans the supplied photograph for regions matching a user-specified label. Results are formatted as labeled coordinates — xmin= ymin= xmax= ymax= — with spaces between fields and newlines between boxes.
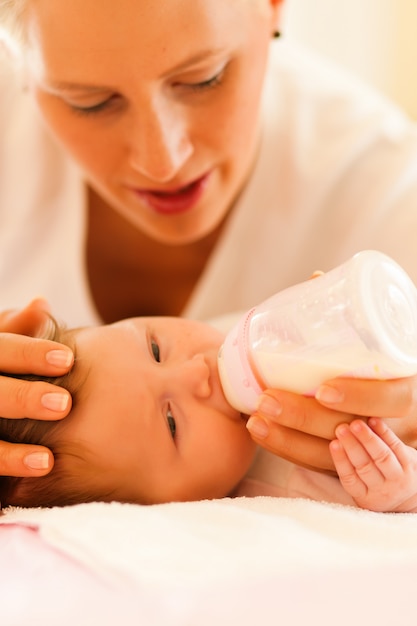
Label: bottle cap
xmin=350 ymin=251 xmax=417 ymax=376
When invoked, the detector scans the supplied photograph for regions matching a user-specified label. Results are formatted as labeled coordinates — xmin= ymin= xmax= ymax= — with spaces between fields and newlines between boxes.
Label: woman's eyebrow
xmin=43 ymin=80 xmax=116 ymax=93
xmin=165 ymin=47 xmax=228 ymax=74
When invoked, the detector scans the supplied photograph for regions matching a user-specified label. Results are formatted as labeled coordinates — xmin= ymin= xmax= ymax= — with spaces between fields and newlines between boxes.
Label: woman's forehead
xmin=2 ymin=0 xmax=271 ymax=41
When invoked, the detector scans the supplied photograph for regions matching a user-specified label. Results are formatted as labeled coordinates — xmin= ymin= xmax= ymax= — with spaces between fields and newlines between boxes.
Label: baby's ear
xmin=0 ymin=299 xmax=53 ymax=338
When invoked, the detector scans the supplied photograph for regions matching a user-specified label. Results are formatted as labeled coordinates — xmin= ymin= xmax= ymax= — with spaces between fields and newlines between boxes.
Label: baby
xmin=1 ymin=314 xmax=417 ymax=513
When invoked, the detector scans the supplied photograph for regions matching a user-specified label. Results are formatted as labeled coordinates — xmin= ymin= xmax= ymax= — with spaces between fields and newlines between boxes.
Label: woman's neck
xmin=86 ymin=187 xmax=227 ymax=322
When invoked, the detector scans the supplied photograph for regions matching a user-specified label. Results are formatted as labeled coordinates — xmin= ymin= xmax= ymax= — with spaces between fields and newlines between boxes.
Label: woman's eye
xmin=70 ymin=101 xmax=108 ymax=116
xmin=151 ymin=340 xmax=160 ymax=363
xmin=68 ymin=94 xmax=121 ymax=117
xmin=177 ymin=65 xmax=227 ymax=93
xmin=190 ymin=71 xmax=223 ymax=91
xmin=167 ymin=408 xmax=176 ymax=439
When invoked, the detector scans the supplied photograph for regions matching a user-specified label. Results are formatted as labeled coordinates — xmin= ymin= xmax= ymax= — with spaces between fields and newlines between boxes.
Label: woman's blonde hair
xmin=0 ymin=0 xmax=28 ymax=52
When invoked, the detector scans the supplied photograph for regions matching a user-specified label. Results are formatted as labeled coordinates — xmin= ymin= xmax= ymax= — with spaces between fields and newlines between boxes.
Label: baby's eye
xmin=151 ymin=340 xmax=160 ymax=362
xmin=167 ymin=408 xmax=176 ymax=439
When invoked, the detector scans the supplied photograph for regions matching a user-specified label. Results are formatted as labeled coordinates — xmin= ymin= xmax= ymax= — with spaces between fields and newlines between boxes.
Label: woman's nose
xmin=128 ymin=97 xmax=193 ymax=183
xmin=174 ymin=354 xmax=211 ymax=399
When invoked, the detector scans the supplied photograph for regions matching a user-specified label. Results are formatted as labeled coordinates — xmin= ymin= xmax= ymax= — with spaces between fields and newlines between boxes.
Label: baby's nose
xmin=181 ymin=354 xmax=211 ymax=399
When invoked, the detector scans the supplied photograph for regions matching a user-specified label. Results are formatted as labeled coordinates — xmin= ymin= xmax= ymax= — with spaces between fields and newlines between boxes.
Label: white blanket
xmin=3 ymin=496 xmax=417 ymax=586
xmin=2 ymin=496 xmax=417 ymax=625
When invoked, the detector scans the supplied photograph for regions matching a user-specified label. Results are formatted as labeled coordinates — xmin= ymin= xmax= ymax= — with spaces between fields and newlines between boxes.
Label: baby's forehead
xmin=62 ymin=322 xmax=134 ymax=397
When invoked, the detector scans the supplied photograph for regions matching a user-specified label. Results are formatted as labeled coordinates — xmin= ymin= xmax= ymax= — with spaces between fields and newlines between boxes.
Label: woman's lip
xmin=129 ymin=173 xmax=210 ymax=216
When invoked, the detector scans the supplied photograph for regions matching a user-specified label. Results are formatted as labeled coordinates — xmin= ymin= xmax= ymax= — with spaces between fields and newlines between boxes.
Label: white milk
xmin=254 ymin=345 xmax=415 ymax=396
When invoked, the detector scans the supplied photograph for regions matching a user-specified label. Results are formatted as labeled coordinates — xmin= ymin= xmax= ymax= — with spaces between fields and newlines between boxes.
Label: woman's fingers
xmin=0 ymin=298 xmax=52 ymax=336
xmin=247 ymin=390 xmax=345 ymax=472
xmin=0 ymin=299 xmax=73 ymax=378
xmin=0 ymin=375 xmax=71 ymax=419
xmin=0 ymin=300 xmax=72 ymax=478
xmin=0 ymin=440 xmax=54 ymax=477
xmin=246 ymin=388 xmax=360 ymax=473
xmin=253 ymin=389 xmax=355 ymax=440
xmin=247 ymin=376 xmax=417 ymax=475
xmin=0 ymin=332 xmax=73 ymax=376
xmin=316 ymin=375 xmax=417 ymax=450
xmin=247 ymin=417 xmax=336 ymax=472
xmin=316 ymin=375 xmax=417 ymax=419
xmin=0 ymin=301 xmax=73 ymax=419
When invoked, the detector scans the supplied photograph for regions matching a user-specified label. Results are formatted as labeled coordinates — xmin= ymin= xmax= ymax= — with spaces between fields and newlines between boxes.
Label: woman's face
xmin=59 ymin=317 xmax=256 ymax=504
xmin=24 ymin=0 xmax=282 ymax=244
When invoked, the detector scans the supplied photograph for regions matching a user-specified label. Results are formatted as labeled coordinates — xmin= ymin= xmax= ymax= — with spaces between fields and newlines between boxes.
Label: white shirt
xmin=2 ymin=41 xmax=417 ymax=326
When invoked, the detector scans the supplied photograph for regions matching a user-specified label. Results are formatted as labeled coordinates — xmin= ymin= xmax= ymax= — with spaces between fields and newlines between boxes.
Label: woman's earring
xmin=273 ymin=31 xmax=281 ymax=39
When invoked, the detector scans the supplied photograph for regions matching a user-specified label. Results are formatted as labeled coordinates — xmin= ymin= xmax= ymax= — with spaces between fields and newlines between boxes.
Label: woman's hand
xmin=246 ymin=375 xmax=417 ymax=474
xmin=0 ymin=299 xmax=74 ymax=477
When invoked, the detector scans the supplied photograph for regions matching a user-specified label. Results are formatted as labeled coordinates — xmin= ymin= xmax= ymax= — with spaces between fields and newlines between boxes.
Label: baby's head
xmin=0 ymin=315 xmax=256 ymax=508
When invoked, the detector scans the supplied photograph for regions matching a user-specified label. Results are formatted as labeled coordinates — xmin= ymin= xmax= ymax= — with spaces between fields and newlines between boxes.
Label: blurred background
xmin=284 ymin=0 xmax=417 ymax=119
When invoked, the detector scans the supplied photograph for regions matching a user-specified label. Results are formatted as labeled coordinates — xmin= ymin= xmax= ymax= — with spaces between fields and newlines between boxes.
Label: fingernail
xmin=257 ymin=393 xmax=282 ymax=418
xmin=316 ymin=385 xmax=344 ymax=404
xmin=41 ymin=392 xmax=70 ymax=412
xmin=335 ymin=424 xmax=349 ymax=437
xmin=24 ymin=452 xmax=51 ymax=470
xmin=246 ymin=416 xmax=270 ymax=439
xmin=46 ymin=349 xmax=73 ymax=368
xmin=351 ymin=420 xmax=364 ymax=433
xmin=329 ymin=439 xmax=341 ymax=453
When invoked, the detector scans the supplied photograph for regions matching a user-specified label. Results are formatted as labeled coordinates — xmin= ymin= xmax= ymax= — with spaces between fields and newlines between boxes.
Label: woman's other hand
xmin=0 ymin=299 xmax=73 ymax=477
xmin=246 ymin=375 xmax=417 ymax=474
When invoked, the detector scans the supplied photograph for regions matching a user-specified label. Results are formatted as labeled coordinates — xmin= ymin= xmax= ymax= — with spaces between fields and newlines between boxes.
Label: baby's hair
xmin=0 ymin=316 xmax=116 ymax=509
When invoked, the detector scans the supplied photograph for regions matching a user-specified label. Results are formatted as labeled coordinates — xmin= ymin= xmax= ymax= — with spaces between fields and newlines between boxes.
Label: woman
xmin=1 ymin=0 xmax=417 ymax=479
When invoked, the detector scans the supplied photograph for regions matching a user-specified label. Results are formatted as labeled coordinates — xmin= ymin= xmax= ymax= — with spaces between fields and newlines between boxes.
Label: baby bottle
xmin=218 ymin=250 xmax=417 ymax=414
